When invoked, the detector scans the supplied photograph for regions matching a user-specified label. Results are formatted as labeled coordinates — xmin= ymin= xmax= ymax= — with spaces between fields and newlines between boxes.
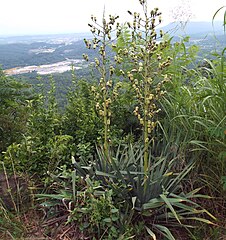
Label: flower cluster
xmin=116 ymin=1 xmax=172 ymax=171
xmin=84 ymin=14 xmax=122 ymax=152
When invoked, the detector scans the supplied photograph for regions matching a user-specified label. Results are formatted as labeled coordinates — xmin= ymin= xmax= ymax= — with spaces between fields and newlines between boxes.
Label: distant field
xmin=4 ymin=59 xmax=86 ymax=76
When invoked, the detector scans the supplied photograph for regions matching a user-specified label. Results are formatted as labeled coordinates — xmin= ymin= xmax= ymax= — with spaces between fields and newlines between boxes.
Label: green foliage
xmin=2 ymin=77 xmax=73 ymax=180
xmin=37 ymin=165 xmax=134 ymax=239
xmin=159 ymin=43 xmax=226 ymax=193
xmin=74 ymin=142 xmax=215 ymax=239
xmin=110 ymin=81 xmax=140 ymax=142
xmin=63 ymin=77 xmax=100 ymax=158
xmin=69 ymin=181 xmax=120 ymax=239
xmin=0 ymin=69 xmax=31 ymax=153
xmin=189 ymin=222 xmax=226 ymax=240
xmin=1 ymin=1 xmax=226 ymax=239
xmin=0 ymin=204 xmax=26 ymax=239
xmin=51 ymin=1 xmax=223 ymax=238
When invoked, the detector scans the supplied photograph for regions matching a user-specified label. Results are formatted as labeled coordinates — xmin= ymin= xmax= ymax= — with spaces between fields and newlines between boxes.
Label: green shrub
xmin=2 ymin=77 xmax=73 ymax=181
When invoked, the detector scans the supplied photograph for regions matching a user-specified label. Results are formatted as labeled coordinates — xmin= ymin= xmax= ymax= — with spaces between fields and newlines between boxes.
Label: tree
xmin=0 ymin=69 xmax=31 ymax=153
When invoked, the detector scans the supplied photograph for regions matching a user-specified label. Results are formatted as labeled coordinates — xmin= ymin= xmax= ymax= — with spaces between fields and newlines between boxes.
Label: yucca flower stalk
xmin=117 ymin=0 xmax=171 ymax=174
xmin=84 ymin=11 xmax=121 ymax=158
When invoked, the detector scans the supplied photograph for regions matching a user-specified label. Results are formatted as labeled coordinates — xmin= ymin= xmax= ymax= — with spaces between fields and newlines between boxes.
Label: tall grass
xmin=159 ymin=41 xmax=226 ymax=196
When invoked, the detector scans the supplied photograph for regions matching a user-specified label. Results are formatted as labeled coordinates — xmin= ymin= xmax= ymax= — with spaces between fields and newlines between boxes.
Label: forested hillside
xmin=0 ymin=1 xmax=225 ymax=239
xmin=0 ymin=39 xmax=93 ymax=69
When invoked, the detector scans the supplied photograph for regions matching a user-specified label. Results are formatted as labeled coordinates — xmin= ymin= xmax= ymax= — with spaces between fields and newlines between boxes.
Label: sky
xmin=0 ymin=0 xmax=225 ymax=36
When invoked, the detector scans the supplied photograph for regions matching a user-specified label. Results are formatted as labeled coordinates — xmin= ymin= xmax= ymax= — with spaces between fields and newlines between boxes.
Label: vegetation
xmin=0 ymin=0 xmax=225 ymax=239
xmin=0 ymin=70 xmax=32 ymax=153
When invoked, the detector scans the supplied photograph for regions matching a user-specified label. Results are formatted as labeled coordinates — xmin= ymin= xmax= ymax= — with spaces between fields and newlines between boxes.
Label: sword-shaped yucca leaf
xmin=142 ymin=198 xmax=164 ymax=209
xmin=186 ymin=217 xmax=215 ymax=225
xmin=183 ymin=188 xmax=212 ymax=200
xmin=166 ymin=161 xmax=194 ymax=192
xmin=71 ymin=156 xmax=77 ymax=201
xmin=95 ymin=170 xmax=116 ymax=178
xmin=132 ymin=196 xmax=137 ymax=209
xmin=36 ymin=193 xmax=71 ymax=200
xmin=73 ymin=161 xmax=89 ymax=176
xmin=154 ymin=224 xmax=176 ymax=240
xmin=145 ymin=226 xmax=157 ymax=240
xmin=160 ymin=194 xmax=181 ymax=224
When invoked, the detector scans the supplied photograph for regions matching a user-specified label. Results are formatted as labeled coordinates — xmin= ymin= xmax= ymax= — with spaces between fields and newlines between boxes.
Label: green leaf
xmin=171 ymin=202 xmax=198 ymax=213
xmin=184 ymin=187 xmax=202 ymax=197
xmin=212 ymin=6 xmax=226 ymax=33
xmin=103 ymin=218 xmax=112 ymax=223
xmin=145 ymin=226 xmax=157 ymax=240
xmin=36 ymin=193 xmax=71 ymax=200
xmin=93 ymin=190 xmax=106 ymax=196
xmin=160 ymin=194 xmax=181 ymax=224
xmin=186 ymin=217 xmax=215 ymax=225
xmin=142 ymin=198 xmax=164 ymax=210
xmin=111 ymin=208 xmax=119 ymax=213
xmin=132 ymin=196 xmax=137 ymax=209
xmin=155 ymin=224 xmax=176 ymax=240
xmin=72 ymin=156 xmax=77 ymax=201
xmin=112 ymin=216 xmax=119 ymax=221
xmin=95 ymin=170 xmax=116 ymax=178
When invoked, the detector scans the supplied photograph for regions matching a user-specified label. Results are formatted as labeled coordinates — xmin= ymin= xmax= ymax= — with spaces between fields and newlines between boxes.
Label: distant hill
xmin=0 ymin=32 xmax=92 ymax=45
xmin=161 ymin=21 xmax=225 ymax=37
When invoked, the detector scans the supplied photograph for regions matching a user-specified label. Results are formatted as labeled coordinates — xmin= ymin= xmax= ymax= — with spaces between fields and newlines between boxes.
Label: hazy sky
xmin=0 ymin=0 xmax=225 ymax=36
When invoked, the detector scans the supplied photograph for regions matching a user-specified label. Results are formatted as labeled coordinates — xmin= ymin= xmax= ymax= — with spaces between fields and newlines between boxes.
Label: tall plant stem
xmin=101 ymin=17 xmax=109 ymax=159
xmin=143 ymin=1 xmax=149 ymax=174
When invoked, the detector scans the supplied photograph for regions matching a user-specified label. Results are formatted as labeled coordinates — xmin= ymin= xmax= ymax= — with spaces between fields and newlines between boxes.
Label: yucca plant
xmin=38 ymin=0 xmax=220 ymax=238
xmin=74 ymin=139 xmax=216 ymax=239
xmin=72 ymin=1 xmax=216 ymax=238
